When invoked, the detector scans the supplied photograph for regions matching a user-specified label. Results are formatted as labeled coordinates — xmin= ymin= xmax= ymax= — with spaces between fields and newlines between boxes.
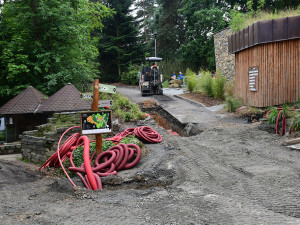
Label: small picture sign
xmin=80 ymin=111 xmax=112 ymax=135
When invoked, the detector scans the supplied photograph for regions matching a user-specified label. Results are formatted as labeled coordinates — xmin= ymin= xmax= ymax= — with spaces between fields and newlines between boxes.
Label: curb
xmin=173 ymin=95 xmax=206 ymax=108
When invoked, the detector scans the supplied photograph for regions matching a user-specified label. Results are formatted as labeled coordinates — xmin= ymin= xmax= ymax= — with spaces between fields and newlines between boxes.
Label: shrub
xmin=185 ymin=68 xmax=196 ymax=77
xmin=122 ymin=63 xmax=140 ymax=85
xmin=108 ymin=92 xmax=145 ymax=122
xmin=186 ymin=75 xmax=197 ymax=93
xmin=291 ymin=115 xmax=300 ymax=132
xmin=212 ymin=71 xmax=226 ymax=100
xmin=225 ymin=79 xmax=235 ymax=98
xmin=162 ymin=81 xmax=169 ymax=88
xmin=225 ymin=96 xmax=242 ymax=112
xmin=267 ymin=107 xmax=279 ymax=125
xmin=200 ymin=71 xmax=213 ymax=97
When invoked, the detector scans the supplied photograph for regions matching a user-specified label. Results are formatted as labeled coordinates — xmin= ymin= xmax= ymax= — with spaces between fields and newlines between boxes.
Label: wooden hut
xmin=0 ymin=86 xmax=48 ymax=142
xmin=228 ymin=15 xmax=300 ymax=107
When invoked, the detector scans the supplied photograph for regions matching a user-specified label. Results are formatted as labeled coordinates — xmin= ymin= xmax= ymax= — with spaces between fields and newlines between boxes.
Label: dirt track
xmin=1 ymin=87 xmax=300 ymax=225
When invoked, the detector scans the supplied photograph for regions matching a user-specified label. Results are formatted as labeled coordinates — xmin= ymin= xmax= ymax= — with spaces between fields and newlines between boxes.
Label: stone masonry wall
xmin=214 ymin=28 xmax=235 ymax=80
xmin=20 ymin=112 xmax=81 ymax=163
xmin=0 ymin=143 xmax=21 ymax=155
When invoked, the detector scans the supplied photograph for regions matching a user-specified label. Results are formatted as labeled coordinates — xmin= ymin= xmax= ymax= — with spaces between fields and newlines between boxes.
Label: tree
xmin=155 ymin=0 xmax=185 ymax=60
xmin=135 ymin=0 xmax=157 ymax=42
xmin=0 ymin=0 xmax=113 ymax=104
xmin=178 ymin=0 xmax=227 ymax=71
xmin=97 ymin=0 xmax=143 ymax=82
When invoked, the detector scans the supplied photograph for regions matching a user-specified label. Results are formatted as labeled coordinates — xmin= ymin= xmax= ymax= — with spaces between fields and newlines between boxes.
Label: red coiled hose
xmin=40 ymin=126 xmax=161 ymax=190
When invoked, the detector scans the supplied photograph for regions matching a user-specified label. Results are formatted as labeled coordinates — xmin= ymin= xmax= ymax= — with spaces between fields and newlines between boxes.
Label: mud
xmin=1 ymin=87 xmax=300 ymax=224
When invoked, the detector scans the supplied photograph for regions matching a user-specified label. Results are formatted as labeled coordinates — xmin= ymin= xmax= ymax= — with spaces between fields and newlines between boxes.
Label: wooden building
xmin=228 ymin=15 xmax=300 ymax=107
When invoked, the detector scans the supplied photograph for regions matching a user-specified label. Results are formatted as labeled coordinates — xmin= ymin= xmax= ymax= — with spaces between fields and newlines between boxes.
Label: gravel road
xmin=1 ymin=86 xmax=300 ymax=225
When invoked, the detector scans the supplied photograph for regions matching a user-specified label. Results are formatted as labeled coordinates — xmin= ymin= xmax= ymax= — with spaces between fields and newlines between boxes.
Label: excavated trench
xmin=143 ymin=105 xmax=204 ymax=137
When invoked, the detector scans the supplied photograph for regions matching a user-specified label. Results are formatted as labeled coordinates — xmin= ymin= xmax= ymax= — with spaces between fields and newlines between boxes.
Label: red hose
xmin=275 ymin=110 xmax=283 ymax=134
xmin=40 ymin=125 xmax=161 ymax=190
xmin=80 ymin=136 xmax=98 ymax=190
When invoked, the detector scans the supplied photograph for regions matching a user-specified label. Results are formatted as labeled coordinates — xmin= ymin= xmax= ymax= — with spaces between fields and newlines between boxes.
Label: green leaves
xmin=0 ymin=0 xmax=113 ymax=104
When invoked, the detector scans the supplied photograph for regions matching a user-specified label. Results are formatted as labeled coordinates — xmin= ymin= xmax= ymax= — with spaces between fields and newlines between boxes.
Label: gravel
xmin=0 ymin=86 xmax=300 ymax=225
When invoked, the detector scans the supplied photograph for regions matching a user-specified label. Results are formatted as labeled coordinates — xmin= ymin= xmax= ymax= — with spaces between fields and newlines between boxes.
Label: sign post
xmin=91 ymin=79 xmax=102 ymax=156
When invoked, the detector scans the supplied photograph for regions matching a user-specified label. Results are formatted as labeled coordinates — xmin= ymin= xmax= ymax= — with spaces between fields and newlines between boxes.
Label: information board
xmin=249 ymin=66 xmax=258 ymax=92
xmin=80 ymin=111 xmax=112 ymax=135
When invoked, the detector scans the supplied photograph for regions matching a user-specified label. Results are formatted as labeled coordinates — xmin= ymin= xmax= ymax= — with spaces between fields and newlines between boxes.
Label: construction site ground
xmin=1 ymin=86 xmax=300 ymax=225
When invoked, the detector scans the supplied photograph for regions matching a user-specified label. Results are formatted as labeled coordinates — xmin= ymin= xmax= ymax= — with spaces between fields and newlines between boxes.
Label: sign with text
xmin=249 ymin=66 xmax=258 ymax=92
xmin=98 ymin=100 xmax=113 ymax=107
xmin=80 ymin=111 xmax=112 ymax=135
xmin=80 ymin=92 xmax=93 ymax=99
xmin=99 ymin=84 xmax=117 ymax=94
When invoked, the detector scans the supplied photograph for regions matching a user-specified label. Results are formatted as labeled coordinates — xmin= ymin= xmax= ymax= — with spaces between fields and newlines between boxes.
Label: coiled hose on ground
xmin=40 ymin=126 xmax=162 ymax=190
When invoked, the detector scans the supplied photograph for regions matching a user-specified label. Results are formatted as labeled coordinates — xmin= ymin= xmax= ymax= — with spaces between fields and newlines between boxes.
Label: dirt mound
xmin=0 ymin=161 xmax=40 ymax=190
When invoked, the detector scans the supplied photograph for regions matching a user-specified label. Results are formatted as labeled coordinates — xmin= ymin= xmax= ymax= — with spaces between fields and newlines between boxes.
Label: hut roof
xmin=37 ymin=83 xmax=91 ymax=113
xmin=0 ymin=86 xmax=47 ymax=115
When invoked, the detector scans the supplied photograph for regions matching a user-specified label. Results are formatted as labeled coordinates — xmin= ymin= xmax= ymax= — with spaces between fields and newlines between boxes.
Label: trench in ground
xmin=143 ymin=106 xmax=203 ymax=137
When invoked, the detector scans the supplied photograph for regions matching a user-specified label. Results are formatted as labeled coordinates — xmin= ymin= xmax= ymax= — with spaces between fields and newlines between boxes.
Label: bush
xmin=267 ymin=107 xmax=279 ymax=125
xmin=225 ymin=96 xmax=242 ymax=112
xmin=162 ymin=81 xmax=169 ymax=88
xmin=102 ymin=92 xmax=145 ymax=122
xmin=186 ymin=75 xmax=198 ymax=93
xmin=185 ymin=68 xmax=196 ymax=77
xmin=121 ymin=63 xmax=140 ymax=85
xmin=200 ymin=71 xmax=213 ymax=97
xmin=212 ymin=71 xmax=226 ymax=100
xmin=225 ymin=79 xmax=235 ymax=98
xmin=291 ymin=115 xmax=300 ymax=132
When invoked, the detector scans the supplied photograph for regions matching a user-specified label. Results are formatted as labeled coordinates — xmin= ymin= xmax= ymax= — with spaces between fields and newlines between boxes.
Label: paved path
xmin=117 ymin=86 xmax=223 ymax=126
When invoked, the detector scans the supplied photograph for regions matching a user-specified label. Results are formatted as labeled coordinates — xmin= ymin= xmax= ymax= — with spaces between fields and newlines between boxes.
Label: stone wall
xmin=214 ymin=28 xmax=235 ymax=80
xmin=0 ymin=143 xmax=21 ymax=155
xmin=20 ymin=112 xmax=81 ymax=163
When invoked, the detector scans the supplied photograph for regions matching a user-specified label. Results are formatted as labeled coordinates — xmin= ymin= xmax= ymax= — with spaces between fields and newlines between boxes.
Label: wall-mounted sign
xmin=80 ymin=92 xmax=93 ymax=99
xmin=99 ymin=84 xmax=116 ymax=94
xmin=98 ymin=100 xmax=113 ymax=107
xmin=249 ymin=66 xmax=258 ymax=92
xmin=80 ymin=111 xmax=112 ymax=135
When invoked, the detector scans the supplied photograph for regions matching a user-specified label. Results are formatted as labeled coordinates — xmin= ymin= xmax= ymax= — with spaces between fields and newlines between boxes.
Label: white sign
xmin=98 ymin=100 xmax=113 ymax=107
xmin=80 ymin=92 xmax=93 ymax=99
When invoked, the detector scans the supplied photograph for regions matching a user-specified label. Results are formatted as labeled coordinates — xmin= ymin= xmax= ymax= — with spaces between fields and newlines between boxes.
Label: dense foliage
xmin=1 ymin=0 xmax=298 ymax=105
xmin=97 ymin=0 xmax=144 ymax=82
xmin=0 ymin=0 xmax=113 ymax=104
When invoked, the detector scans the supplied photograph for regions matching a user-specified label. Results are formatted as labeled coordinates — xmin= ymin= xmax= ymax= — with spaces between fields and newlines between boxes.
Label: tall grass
xmin=230 ymin=8 xmax=300 ymax=32
xmin=212 ymin=71 xmax=226 ymax=100
xmin=199 ymin=71 xmax=213 ymax=97
xmin=225 ymin=79 xmax=235 ymax=98
xmin=225 ymin=96 xmax=243 ymax=112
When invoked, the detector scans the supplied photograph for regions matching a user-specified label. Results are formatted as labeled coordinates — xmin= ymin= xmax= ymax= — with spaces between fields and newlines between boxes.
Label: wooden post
xmin=91 ymin=79 xmax=102 ymax=156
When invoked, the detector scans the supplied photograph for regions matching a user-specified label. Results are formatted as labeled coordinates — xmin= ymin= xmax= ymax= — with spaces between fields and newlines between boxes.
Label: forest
xmin=0 ymin=0 xmax=299 ymax=105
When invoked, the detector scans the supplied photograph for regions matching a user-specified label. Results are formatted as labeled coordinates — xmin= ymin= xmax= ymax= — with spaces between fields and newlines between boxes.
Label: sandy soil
xmin=1 ymin=88 xmax=300 ymax=225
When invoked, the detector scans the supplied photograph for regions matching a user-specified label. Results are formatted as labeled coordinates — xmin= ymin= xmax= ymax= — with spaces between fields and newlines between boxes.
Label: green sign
xmin=99 ymin=84 xmax=117 ymax=94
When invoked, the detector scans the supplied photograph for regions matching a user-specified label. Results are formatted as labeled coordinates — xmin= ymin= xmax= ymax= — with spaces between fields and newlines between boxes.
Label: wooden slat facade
xmin=235 ymin=39 xmax=300 ymax=107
